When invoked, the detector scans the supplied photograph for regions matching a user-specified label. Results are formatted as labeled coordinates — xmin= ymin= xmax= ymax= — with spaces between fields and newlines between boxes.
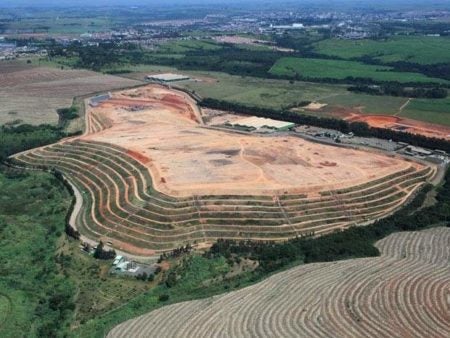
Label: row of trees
xmin=200 ymin=98 xmax=450 ymax=153
xmin=348 ymin=84 xmax=448 ymax=98
xmin=158 ymin=244 xmax=192 ymax=263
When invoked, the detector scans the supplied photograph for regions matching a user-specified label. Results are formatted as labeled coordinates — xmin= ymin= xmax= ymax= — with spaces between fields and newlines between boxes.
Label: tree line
xmin=0 ymin=124 xmax=70 ymax=162
xmin=348 ymin=84 xmax=448 ymax=98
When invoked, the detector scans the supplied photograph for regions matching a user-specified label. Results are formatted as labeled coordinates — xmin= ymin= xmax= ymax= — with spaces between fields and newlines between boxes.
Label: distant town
xmin=2 ymin=7 xmax=450 ymax=60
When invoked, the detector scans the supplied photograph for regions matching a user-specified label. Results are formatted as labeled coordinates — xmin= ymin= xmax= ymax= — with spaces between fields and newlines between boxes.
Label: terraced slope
xmin=108 ymin=227 xmax=450 ymax=338
xmin=12 ymin=138 xmax=434 ymax=254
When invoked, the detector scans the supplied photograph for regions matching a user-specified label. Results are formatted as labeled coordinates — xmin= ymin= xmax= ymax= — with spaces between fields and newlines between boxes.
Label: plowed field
xmin=108 ymin=227 xmax=450 ymax=338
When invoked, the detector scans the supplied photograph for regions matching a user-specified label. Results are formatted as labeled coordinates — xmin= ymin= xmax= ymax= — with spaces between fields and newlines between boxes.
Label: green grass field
xmin=269 ymin=57 xmax=449 ymax=84
xmin=157 ymin=39 xmax=222 ymax=54
xmin=181 ymin=72 xmax=351 ymax=109
xmin=322 ymin=93 xmax=408 ymax=115
xmin=313 ymin=36 xmax=450 ymax=64
xmin=400 ymin=97 xmax=450 ymax=126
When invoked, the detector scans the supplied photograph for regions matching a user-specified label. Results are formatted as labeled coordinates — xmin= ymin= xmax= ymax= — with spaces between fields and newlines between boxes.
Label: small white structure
xmin=146 ymin=73 xmax=190 ymax=83
xmin=230 ymin=116 xmax=295 ymax=132
xmin=89 ymin=92 xmax=112 ymax=107
xmin=113 ymin=255 xmax=124 ymax=266
xmin=407 ymin=146 xmax=432 ymax=156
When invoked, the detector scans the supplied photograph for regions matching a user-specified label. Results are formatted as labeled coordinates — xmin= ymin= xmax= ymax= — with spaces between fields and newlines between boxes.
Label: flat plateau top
xmin=83 ymin=84 xmax=425 ymax=197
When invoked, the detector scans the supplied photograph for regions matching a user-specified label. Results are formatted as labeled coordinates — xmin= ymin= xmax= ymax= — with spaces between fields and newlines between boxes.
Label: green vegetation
xmin=0 ymin=124 xmax=68 ymax=162
xmin=269 ymin=57 xmax=449 ymax=84
xmin=179 ymin=71 xmax=349 ymax=109
xmin=74 ymin=254 xmax=253 ymax=337
xmin=348 ymin=85 xmax=448 ymax=99
xmin=158 ymin=39 xmax=222 ymax=54
xmin=57 ymin=106 xmax=79 ymax=125
xmin=322 ymin=93 xmax=407 ymax=115
xmin=0 ymin=166 xmax=158 ymax=337
xmin=0 ymin=168 xmax=74 ymax=337
xmin=314 ymin=36 xmax=450 ymax=64
xmin=6 ymin=17 xmax=113 ymax=34
xmin=401 ymin=97 xmax=450 ymax=126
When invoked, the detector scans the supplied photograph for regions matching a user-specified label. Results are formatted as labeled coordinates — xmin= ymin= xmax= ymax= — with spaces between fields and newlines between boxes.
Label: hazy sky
xmin=2 ymin=0 xmax=249 ymax=6
xmin=1 ymin=0 xmax=449 ymax=8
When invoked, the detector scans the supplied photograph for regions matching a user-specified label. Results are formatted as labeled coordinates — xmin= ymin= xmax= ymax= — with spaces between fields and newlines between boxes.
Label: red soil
xmin=345 ymin=114 xmax=450 ymax=140
xmin=126 ymin=150 xmax=151 ymax=164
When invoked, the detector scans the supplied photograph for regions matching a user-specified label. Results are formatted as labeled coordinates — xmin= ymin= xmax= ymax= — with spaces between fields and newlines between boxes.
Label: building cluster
xmin=0 ymin=39 xmax=47 ymax=60
xmin=111 ymin=255 xmax=157 ymax=278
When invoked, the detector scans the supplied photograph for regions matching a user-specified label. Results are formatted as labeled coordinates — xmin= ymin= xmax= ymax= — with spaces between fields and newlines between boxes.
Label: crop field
xmin=107 ymin=227 xmax=450 ymax=338
xmin=313 ymin=36 xmax=450 ymax=64
xmin=0 ymin=61 xmax=142 ymax=126
xmin=12 ymin=85 xmax=434 ymax=255
xmin=269 ymin=57 xmax=449 ymax=84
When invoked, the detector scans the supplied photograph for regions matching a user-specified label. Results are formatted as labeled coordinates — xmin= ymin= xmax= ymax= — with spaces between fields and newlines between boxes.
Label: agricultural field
xmin=0 ymin=60 xmax=142 ymax=126
xmin=12 ymin=85 xmax=435 ymax=255
xmin=157 ymin=39 xmax=222 ymax=54
xmin=108 ymin=227 xmax=450 ymax=338
xmin=269 ymin=57 xmax=449 ymax=84
xmin=313 ymin=36 xmax=450 ymax=64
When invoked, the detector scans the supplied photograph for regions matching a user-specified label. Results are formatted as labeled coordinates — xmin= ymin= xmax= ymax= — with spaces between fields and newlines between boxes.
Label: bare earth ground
xmin=107 ymin=227 xmax=450 ymax=338
xmin=344 ymin=113 xmax=450 ymax=140
xmin=13 ymin=84 xmax=434 ymax=255
xmin=314 ymin=103 xmax=450 ymax=140
xmin=0 ymin=61 xmax=142 ymax=125
xmin=84 ymin=84 xmax=423 ymax=197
